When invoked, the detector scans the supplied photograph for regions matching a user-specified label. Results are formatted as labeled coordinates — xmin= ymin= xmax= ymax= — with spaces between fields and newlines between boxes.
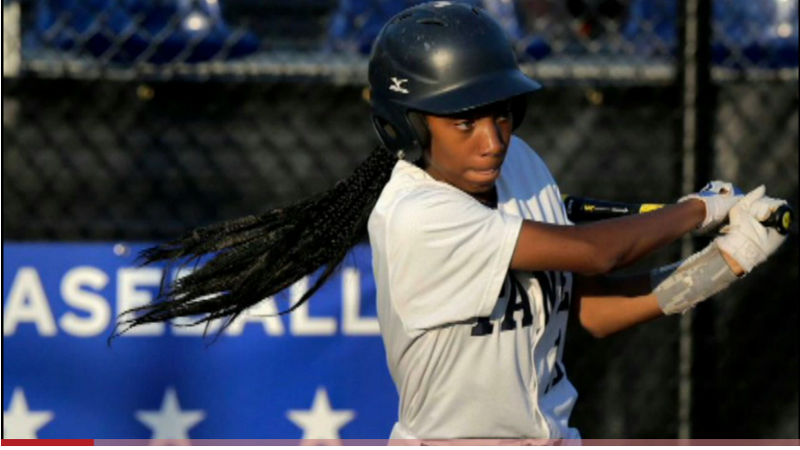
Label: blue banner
xmin=3 ymin=243 xmax=398 ymax=439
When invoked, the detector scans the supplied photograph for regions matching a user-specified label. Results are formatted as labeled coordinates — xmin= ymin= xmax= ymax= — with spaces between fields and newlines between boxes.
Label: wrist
xmin=651 ymin=243 xmax=739 ymax=315
xmin=720 ymin=250 xmax=745 ymax=277
xmin=684 ymin=198 xmax=707 ymax=230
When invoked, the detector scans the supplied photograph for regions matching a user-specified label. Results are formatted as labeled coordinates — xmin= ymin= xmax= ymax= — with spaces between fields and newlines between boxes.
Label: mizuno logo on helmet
xmin=390 ymin=77 xmax=410 ymax=94
xmin=432 ymin=1 xmax=452 ymax=7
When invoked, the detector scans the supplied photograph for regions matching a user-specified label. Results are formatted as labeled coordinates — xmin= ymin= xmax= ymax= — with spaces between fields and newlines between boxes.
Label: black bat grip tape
xmin=766 ymin=204 xmax=794 ymax=235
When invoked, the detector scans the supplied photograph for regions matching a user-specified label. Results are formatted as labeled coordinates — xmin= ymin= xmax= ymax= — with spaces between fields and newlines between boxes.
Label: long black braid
xmin=112 ymin=146 xmax=399 ymax=339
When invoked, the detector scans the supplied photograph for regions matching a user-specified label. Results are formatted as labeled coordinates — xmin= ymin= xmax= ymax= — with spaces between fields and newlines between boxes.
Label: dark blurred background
xmin=3 ymin=0 xmax=798 ymax=439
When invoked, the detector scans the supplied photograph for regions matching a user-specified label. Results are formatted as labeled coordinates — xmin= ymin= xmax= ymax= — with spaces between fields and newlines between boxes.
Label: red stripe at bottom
xmin=1 ymin=440 xmax=94 ymax=446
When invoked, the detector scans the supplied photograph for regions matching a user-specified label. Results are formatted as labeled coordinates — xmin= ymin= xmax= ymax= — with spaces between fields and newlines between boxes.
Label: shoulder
xmin=370 ymin=162 xmax=508 ymax=243
xmin=505 ymin=135 xmax=550 ymax=174
xmin=499 ymin=135 xmax=558 ymax=188
xmin=369 ymin=161 xmax=472 ymax=233
xmin=385 ymin=179 xmax=484 ymax=236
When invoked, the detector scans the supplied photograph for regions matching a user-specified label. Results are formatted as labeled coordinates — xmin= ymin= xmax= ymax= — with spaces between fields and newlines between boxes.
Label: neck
xmin=472 ymin=187 xmax=498 ymax=209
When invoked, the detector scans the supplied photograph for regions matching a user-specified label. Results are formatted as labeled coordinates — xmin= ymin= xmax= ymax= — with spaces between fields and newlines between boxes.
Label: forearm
xmin=511 ymin=199 xmax=705 ymax=275
xmin=575 ymin=244 xmax=745 ymax=338
xmin=576 ymin=199 xmax=706 ymax=272
xmin=575 ymin=273 xmax=663 ymax=338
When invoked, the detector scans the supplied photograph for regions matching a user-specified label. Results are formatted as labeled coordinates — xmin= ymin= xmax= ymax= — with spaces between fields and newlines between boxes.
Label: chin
xmin=464 ymin=180 xmax=497 ymax=193
xmin=466 ymin=172 xmax=500 ymax=191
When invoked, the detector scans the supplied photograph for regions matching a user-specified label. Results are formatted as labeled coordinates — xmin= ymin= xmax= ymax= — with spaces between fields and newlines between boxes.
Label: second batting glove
xmin=715 ymin=186 xmax=788 ymax=273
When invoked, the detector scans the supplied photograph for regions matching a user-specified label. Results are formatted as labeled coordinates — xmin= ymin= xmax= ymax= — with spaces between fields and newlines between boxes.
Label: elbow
xmin=580 ymin=253 xmax=619 ymax=277
xmin=571 ymin=224 xmax=631 ymax=275
xmin=580 ymin=318 xmax=610 ymax=339
xmin=577 ymin=296 xmax=612 ymax=339
xmin=583 ymin=236 xmax=631 ymax=276
xmin=589 ymin=328 xmax=612 ymax=339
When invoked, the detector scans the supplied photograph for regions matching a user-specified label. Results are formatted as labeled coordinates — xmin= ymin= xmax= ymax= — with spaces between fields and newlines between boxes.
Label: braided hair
xmin=113 ymin=146 xmax=399 ymax=339
xmin=114 ymin=2 xmax=539 ymax=340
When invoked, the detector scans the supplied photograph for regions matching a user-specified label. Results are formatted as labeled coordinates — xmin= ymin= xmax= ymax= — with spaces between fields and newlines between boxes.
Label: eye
xmin=496 ymin=108 xmax=512 ymax=122
xmin=455 ymin=120 xmax=474 ymax=131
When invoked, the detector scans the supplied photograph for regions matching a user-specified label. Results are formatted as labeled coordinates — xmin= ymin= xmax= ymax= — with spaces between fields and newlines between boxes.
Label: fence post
xmin=677 ymin=0 xmax=717 ymax=441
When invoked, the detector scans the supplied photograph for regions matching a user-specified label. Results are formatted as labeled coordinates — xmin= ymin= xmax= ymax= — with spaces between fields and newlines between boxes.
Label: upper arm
xmin=385 ymin=188 xmax=522 ymax=330
xmin=502 ymin=138 xmax=613 ymax=275
xmin=510 ymin=220 xmax=613 ymax=275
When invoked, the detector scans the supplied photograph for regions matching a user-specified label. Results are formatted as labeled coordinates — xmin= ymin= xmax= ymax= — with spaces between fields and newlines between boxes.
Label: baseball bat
xmin=562 ymin=195 xmax=795 ymax=235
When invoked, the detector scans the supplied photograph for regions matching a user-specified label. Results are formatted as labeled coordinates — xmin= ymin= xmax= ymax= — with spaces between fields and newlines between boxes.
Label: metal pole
xmin=677 ymin=0 xmax=715 ymax=442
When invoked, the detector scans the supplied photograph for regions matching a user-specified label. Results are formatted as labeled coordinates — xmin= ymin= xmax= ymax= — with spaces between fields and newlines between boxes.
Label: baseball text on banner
xmin=3 ymin=243 xmax=398 ymax=439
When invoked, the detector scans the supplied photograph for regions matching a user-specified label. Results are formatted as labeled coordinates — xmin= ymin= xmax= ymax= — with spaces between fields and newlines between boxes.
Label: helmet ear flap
xmin=372 ymin=114 xmax=400 ymax=149
xmin=407 ymin=111 xmax=430 ymax=151
xmin=371 ymin=110 xmax=426 ymax=161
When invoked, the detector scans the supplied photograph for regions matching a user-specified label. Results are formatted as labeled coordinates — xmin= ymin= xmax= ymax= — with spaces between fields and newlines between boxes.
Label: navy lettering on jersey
xmin=471 ymin=317 xmax=494 ymax=336
xmin=534 ymin=271 xmax=568 ymax=326
xmin=558 ymin=272 xmax=572 ymax=313
xmin=534 ymin=271 xmax=554 ymax=325
xmin=544 ymin=330 xmax=566 ymax=394
xmin=501 ymin=275 xmax=533 ymax=331
xmin=471 ymin=273 xmax=532 ymax=336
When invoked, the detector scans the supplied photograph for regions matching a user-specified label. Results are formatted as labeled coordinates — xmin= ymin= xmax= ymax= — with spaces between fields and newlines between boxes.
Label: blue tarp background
xmin=2 ymin=243 xmax=398 ymax=439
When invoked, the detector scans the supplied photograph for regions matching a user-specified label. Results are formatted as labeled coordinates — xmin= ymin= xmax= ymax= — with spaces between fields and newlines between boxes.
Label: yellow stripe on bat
xmin=639 ymin=204 xmax=665 ymax=214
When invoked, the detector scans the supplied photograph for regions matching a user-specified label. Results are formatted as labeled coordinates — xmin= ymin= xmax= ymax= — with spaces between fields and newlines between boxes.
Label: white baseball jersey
xmin=368 ymin=136 xmax=580 ymax=441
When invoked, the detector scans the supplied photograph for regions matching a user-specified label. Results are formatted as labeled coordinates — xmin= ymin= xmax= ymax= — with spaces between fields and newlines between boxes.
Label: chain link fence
xmin=3 ymin=0 xmax=798 ymax=439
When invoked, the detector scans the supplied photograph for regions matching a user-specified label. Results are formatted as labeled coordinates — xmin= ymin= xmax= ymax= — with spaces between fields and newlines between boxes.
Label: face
xmin=423 ymin=101 xmax=513 ymax=196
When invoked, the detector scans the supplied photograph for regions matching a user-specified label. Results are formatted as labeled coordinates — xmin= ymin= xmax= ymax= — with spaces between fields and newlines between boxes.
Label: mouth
xmin=473 ymin=167 xmax=500 ymax=176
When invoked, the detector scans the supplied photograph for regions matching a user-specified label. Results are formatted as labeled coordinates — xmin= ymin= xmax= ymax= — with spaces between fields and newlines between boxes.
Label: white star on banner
xmin=135 ymin=387 xmax=205 ymax=440
xmin=3 ymin=388 xmax=54 ymax=438
xmin=287 ymin=387 xmax=356 ymax=441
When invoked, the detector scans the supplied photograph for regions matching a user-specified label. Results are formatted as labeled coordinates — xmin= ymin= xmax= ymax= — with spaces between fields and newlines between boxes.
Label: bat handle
xmin=763 ymin=204 xmax=794 ymax=235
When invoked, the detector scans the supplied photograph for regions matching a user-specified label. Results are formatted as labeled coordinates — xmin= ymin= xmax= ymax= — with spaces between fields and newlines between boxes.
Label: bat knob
xmin=770 ymin=204 xmax=795 ymax=235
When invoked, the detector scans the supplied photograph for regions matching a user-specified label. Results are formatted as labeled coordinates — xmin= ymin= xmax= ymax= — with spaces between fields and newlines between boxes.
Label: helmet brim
xmin=401 ymin=69 xmax=542 ymax=116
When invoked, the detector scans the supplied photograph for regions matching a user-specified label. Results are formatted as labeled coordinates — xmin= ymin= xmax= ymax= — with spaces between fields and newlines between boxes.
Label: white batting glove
xmin=715 ymin=186 xmax=788 ymax=273
xmin=742 ymin=194 xmax=788 ymax=222
xmin=679 ymin=181 xmax=743 ymax=234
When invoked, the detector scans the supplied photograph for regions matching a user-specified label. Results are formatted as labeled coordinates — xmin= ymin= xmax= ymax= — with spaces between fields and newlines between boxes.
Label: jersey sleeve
xmin=384 ymin=186 xmax=523 ymax=331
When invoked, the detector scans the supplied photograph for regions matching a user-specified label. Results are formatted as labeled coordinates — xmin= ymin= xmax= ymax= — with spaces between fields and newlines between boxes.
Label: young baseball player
xmin=116 ymin=2 xmax=789 ymax=442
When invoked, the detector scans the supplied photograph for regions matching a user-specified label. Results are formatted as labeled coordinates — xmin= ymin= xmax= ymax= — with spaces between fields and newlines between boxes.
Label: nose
xmin=477 ymin=119 xmax=506 ymax=156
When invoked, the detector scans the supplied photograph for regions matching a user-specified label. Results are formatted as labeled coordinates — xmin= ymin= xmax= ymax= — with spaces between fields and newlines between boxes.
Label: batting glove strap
xmin=652 ymin=243 xmax=739 ymax=315
xmin=679 ymin=181 xmax=743 ymax=235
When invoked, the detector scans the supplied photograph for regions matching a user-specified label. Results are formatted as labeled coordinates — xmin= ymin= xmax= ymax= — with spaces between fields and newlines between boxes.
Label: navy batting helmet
xmin=368 ymin=1 xmax=542 ymax=160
